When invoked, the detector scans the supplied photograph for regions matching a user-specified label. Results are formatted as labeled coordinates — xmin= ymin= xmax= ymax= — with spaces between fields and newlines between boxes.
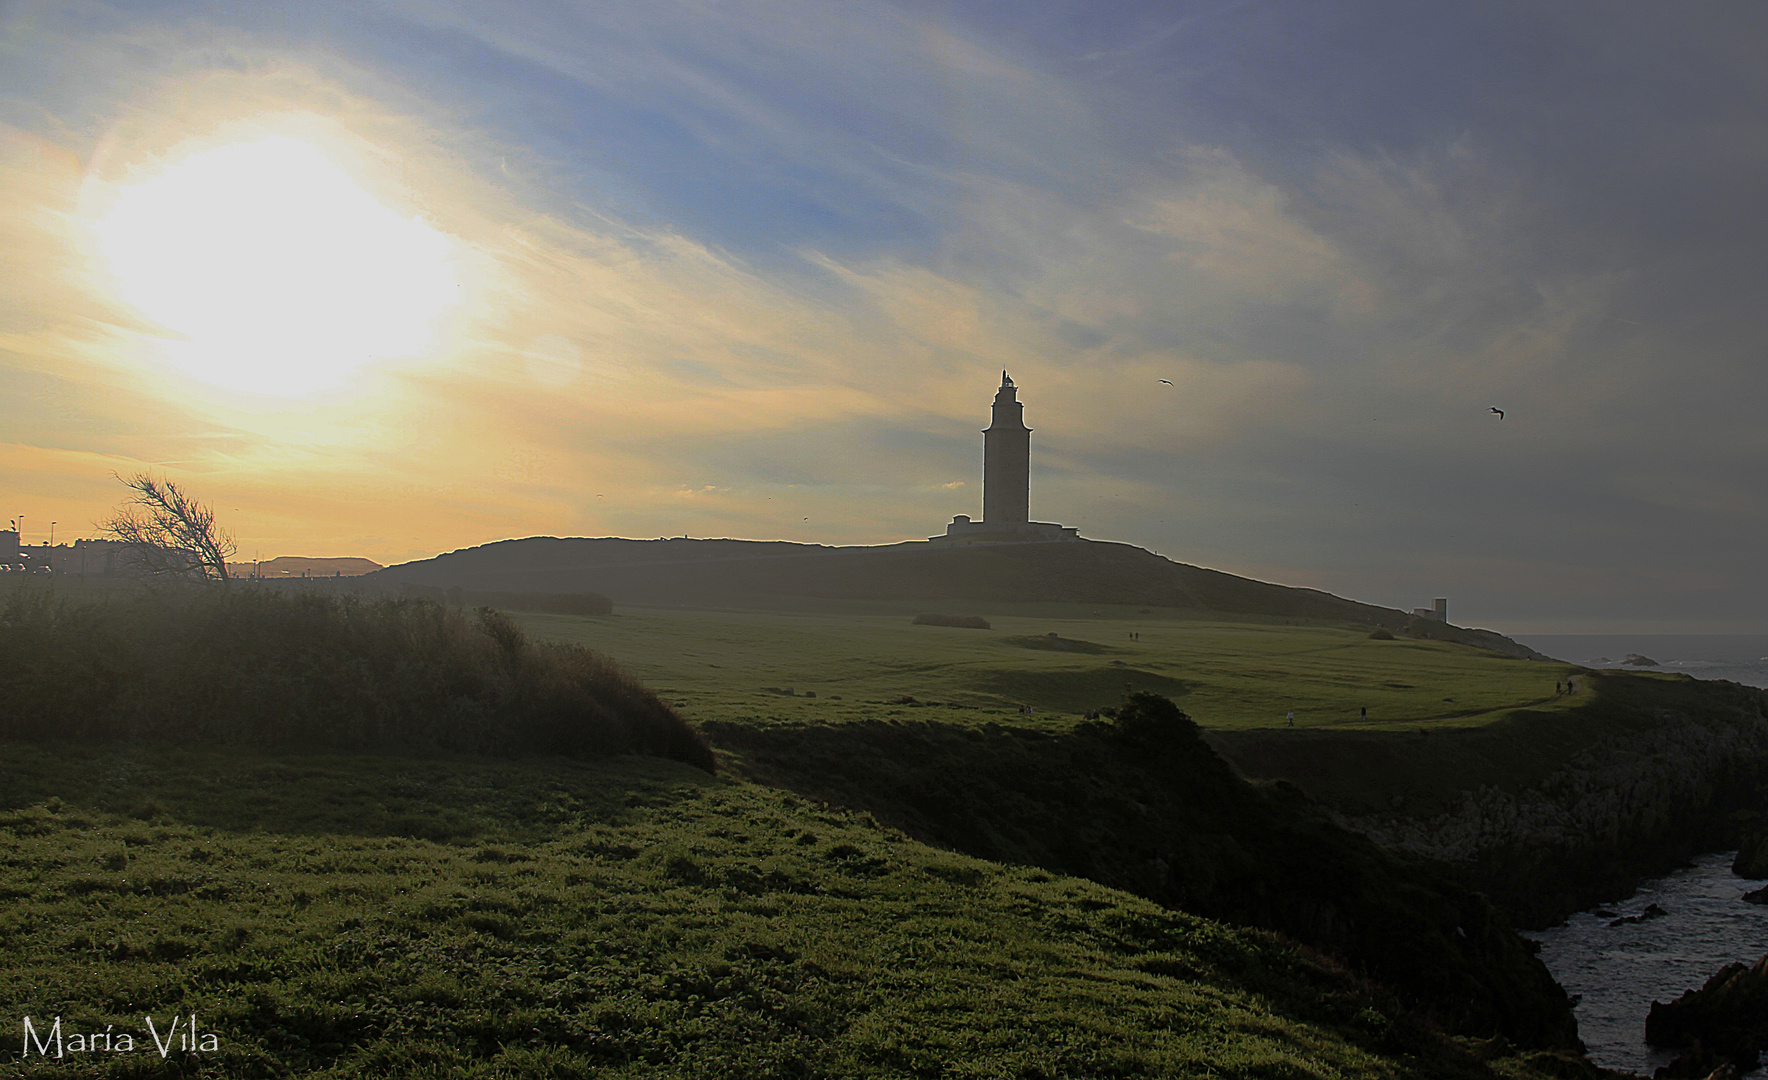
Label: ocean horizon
xmin=1514 ymin=634 xmax=1768 ymax=691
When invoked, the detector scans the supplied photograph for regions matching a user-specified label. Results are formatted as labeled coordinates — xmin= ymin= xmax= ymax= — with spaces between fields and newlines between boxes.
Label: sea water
xmin=1515 ymin=634 xmax=1768 ymax=691
xmin=1511 ymin=636 xmax=1768 ymax=1076
xmin=1526 ymin=852 xmax=1767 ymax=1077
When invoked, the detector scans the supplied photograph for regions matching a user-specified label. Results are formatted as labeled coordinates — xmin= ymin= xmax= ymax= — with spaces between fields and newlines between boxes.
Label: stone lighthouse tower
xmin=932 ymin=372 xmax=1080 ymax=544
xmin=983 ymin=371 xmax=1030 ymax=524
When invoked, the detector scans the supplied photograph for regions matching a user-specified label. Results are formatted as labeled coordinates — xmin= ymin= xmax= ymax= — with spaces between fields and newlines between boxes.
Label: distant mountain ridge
xmin=236 ymin=555 xmax=384 ymax=578
xmin=367 ymin=537 xmax=1547 ymax=659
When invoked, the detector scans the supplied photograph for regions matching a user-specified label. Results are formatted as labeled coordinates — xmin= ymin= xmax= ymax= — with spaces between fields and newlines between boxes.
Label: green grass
xmin=0 ymin=590 xmax=1630 ymax=1078
xmin=0 ymin=743 xmax=1579 ymax=1079
xmin=507 ymin=606 xmax=1584 ymax=733
xmin=8 ymin=576 xmax=1575 ymax=734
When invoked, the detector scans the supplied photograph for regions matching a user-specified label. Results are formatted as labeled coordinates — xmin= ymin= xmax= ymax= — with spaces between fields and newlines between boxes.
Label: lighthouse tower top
xmin=988 ymin=371 xmax=1029 ymax=433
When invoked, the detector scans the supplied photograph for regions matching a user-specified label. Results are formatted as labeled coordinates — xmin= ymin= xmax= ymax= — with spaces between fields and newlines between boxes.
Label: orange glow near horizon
xmin=88 ymin=135 xmax=462 ymax=396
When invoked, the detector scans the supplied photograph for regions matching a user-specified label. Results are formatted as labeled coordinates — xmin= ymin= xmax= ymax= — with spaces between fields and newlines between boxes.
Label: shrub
xmin=0 ymin=587 xmax=712 ymax=770
xmin=1368 ymin=626 xmax=1395 ymax=640
xmin=1105 ymin=691 xmax=1205 ymax=751
xmin=912 ymin=613 xmax=991 ymax=629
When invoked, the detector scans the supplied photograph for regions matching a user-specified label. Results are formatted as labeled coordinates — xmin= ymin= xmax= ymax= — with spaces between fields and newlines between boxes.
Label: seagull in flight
xmin=1489 ymin=407 xmax=1505 ymax=419
xmin=1158 ymin=379 xmax=1174 ymax=386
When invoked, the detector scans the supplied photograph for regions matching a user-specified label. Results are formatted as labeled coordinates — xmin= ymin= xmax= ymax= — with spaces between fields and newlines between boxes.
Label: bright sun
xmin=91 ymin=135 xmax=460 ymax=396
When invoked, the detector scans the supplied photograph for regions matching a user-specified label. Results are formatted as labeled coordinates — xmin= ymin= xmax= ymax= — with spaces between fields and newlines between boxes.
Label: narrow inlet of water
xmin=1526 ymin=851 xmax=1767 ymax=1077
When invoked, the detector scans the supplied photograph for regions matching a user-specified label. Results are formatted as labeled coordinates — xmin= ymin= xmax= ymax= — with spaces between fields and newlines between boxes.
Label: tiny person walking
xmin=1286 ymin=710 xmax=1295 ymax=727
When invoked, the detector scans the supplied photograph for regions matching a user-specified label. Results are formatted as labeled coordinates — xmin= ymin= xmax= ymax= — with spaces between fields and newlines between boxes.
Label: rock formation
xmin=1733 ymin=833 xmax=1768 ymax=878
xmin=1646 ymin=954 xmax=1768 ymax=1075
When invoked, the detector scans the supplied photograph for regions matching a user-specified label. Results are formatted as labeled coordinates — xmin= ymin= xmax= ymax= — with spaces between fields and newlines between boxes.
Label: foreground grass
xmin=0 ymin=745 xmax=1594 ymax=1079
xmin=510 ymin=606 xmax=1583 ymax=732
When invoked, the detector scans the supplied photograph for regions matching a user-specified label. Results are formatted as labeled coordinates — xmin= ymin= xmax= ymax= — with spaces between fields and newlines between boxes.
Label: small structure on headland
xmin=932 ymin=372 xmax=1080 ymax=545
xmin=1411 ymin=598 xmax=1448 ymax=622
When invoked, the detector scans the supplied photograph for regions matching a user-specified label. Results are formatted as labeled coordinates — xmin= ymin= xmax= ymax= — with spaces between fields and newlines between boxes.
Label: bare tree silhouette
xmin=101 ymin=473 xmax=236 ymax=583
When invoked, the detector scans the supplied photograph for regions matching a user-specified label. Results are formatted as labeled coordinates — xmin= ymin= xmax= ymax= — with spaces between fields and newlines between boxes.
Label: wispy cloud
xmin=2 ymin=0 xmax=1765 ymax=628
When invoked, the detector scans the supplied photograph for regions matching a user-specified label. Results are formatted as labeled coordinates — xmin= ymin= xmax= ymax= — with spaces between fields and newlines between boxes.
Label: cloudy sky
xmin=2 ymin=1 xmax=1764 ymax=632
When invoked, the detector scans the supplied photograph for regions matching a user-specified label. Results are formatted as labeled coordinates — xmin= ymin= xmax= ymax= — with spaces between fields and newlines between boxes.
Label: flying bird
xmin=1158 ymin=379 xmax=1174 ymax=386
xmin=1489 ymin=407 xmax=1505 ymax=419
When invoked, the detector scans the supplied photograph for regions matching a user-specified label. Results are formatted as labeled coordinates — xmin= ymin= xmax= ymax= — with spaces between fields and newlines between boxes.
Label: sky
xmin=2 ymin=1 xmax=1765 ymax=633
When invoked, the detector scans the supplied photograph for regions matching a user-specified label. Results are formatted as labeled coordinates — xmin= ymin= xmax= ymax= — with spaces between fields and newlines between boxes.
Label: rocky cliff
xmin=1302 ymin=675 xmax=1768 ymax=927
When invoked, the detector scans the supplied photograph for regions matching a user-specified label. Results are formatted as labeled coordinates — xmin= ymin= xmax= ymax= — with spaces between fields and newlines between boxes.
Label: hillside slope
xmin=0 ymin=745 xmax=1613 ymax=1079
xmin=368 ymin=537 xmax=1545 ymax=658
xmin=708 ymin=693 xmax=1581 ymax=1051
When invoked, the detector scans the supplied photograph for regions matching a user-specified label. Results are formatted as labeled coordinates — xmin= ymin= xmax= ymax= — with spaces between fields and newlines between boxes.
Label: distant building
xmin=1410 ymin=598 xmax=1448 ymax=622
xmin=66 ymin=539 xmax=122 ymax=576
xmin=932 ymin=372 xmax=1080 ymax=544
xmin=11 ymin=538 xmax=204 ymax=578
xmin=0 ymin=530 xmax=18 ymax=569
xmin=20 ymin=539 xmax=152 ymax=577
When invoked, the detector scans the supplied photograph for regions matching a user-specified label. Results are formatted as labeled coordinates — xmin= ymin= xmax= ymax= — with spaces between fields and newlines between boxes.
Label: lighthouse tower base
xmin=930 ymin=515 xmax=1080 ymax=545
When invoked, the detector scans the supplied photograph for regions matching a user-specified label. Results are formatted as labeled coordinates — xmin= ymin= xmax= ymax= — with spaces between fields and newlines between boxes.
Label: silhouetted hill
xmin=367 ymin=537 xmax=1546 ymax=658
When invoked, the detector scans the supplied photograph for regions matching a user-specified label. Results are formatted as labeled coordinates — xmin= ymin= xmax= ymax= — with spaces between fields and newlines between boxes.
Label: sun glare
xmin=91 ymin=136 xmax=460 ymax=396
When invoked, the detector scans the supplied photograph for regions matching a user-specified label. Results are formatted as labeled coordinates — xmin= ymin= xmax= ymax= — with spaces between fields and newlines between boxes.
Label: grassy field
xmin=508 ymin=606 xmax=1587 ymax=733
xmin=0 ymin=586 xmax=1634 ymax=1077
xmin=2 ymin=578 xmax=1578 ymax=731
xmin=0 ymin=743 xmax=1588 ymax=1079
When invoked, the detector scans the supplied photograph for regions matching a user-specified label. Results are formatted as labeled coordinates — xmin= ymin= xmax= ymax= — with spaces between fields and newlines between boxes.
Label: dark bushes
xmin=0 ymin=588 xmax=712 ymax=770
xmin=1095 ymin=690 xmax=1206 ymax=752
xmin=911 ymin=613 xmax=990 ymax=629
